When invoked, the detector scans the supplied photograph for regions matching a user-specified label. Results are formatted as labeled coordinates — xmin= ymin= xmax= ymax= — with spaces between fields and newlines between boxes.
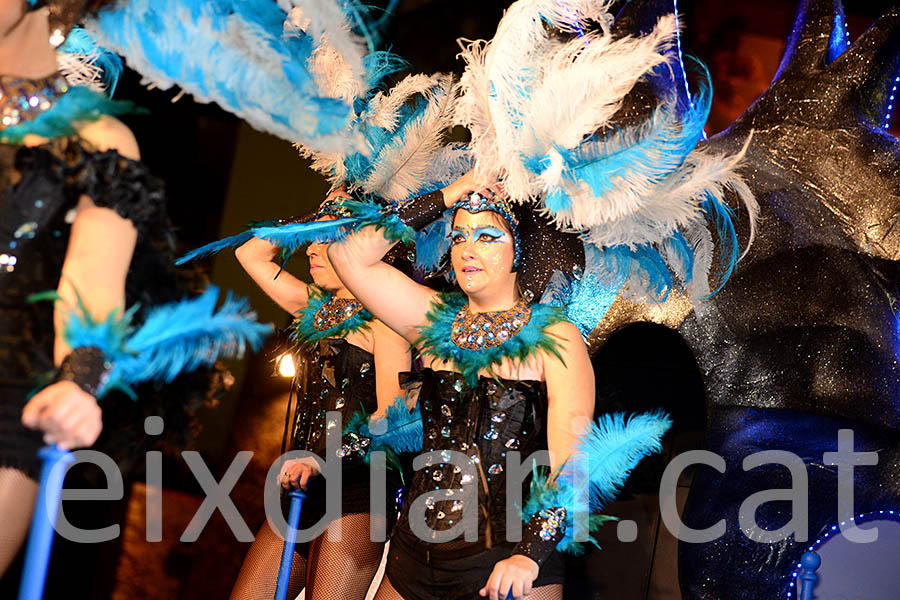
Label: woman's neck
xmin=466 ymin=288 xmax=519 ymax=313
xmin=0 ymin=11 xmax=58 ymax=79
xmin=333 ymin=287 xmax=356 ymax=300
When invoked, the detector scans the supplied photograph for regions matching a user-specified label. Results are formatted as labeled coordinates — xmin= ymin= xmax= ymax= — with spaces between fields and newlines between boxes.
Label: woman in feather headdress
xmin=0 ymin=0 xmax=262 ymax=581
xmin=228 ymin=193 xmax=415 ymax=600
xmin=321 ymin=0 xmax=755 ymax=596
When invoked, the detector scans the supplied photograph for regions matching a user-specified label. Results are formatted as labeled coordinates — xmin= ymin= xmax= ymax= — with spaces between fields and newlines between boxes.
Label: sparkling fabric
xmin=54 ymin=346 xmax=109 ymax=397
xmin=0 ymin=74 xmax=69 ymax=129
xmin=512 ymin=507 xmax=567 ymax=567
xmin=450 ymin=298 xmax=531 ymax=350
xmin=395 ymin=368 xmax=549 ymax=548
xmin=588 ymin=1 xmax=900 ymax=598
xmin=0 ymin=139 xmax=226 ymax=479
xmin=285 ymin=338 xmax=406 ymax=530
xmin=311 ymin=297 xmax=365 ymax=332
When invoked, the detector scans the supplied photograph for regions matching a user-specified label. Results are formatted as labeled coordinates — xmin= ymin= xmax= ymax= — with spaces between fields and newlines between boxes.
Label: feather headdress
xmin=457 ymin=0 xmax=758 ymax=334
xmin=86 ymin=0 xmax=398 ymax=153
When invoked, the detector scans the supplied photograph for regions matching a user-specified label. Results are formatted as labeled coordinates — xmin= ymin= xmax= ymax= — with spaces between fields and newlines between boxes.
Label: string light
xmin=884 ymin=76 xmax=899 ymax=130
xmin=785 ymin=508 xmax=900 ymax=598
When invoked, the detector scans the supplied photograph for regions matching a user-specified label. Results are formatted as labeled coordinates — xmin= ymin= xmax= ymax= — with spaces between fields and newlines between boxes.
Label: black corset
xmin=288 ymin=338 xmax=378 ymax=458
xmin=398 ymin=368 xmax=549 ymax=549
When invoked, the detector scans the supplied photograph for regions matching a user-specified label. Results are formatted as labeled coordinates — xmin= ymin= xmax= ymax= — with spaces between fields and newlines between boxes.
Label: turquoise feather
xmin=53 ymin=286 xmax=271 ymax=397
xmin=523 ymin=410 xmax=672 ymax=554
xmin=0 ymin=87 xmax=132 ymax=144
xmin=289 ymin=287 xmax=373 ymax=348
xmin=416 ymin=293 xmax=566 ymax=387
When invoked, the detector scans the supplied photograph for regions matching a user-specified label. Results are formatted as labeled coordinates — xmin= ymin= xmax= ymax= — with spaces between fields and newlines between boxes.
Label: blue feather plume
xmin=0 ymin=86 xmax=132 ymax=144
xmin=523 ymin=410 xmax=672 ymax=553
xmin=58 ymin=27 xmax=124 ymax=95
xmin=532 ymin=75 xmax=712 ymax=215
xmin=60 ymin=286 xmax=271 ymax=397
xmin=176 ymin=217 xmax=357 ymax=265
xmin=413 ymin=211 xmax=452 ymax=273
xmin=352 ymin=395 xmax=423 ymax=455
xmin=87 ymin=0 xmax=359 ymax=148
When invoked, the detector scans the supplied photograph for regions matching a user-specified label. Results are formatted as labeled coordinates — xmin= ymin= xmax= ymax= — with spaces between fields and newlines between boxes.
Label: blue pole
xmin=17 ymin=445 xmax=75 ymax=600
xmin=274 ymin=489 xmax=306 ymax=600
xmin=798 ymin=551 xmax=821 ymax=600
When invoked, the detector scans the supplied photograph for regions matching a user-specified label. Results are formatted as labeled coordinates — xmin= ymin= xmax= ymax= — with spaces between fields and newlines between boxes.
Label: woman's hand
xmin=479 ymin=554 xmax=540 ymax=600
xmin=21 ymin=381 xmax=103 ymax=450
xmin=278 ymin=457 xmax=321 ymax=490
xmin=442 ymin=169 xmax=507 ymax=208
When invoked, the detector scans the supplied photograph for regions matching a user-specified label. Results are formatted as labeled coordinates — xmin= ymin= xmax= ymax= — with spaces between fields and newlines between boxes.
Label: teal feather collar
xmin=416 ymin=292 xmax=566 ymax=387
xmin=290 ymin=287 xmax=373 ymax=348
xmin=0 ymin=85 xmax=133 ymax=145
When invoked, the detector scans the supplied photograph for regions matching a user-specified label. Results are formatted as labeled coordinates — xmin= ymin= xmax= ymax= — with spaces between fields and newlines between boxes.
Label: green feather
xmin=416 ymin=293 xmax=567 ymax=387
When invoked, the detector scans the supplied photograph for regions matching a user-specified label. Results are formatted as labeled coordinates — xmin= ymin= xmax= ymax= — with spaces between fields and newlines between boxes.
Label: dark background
xmin=5 ymin=1 xmax=897 ymax=599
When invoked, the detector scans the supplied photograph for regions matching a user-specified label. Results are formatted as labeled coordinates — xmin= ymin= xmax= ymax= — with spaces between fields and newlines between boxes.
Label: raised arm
xmin=235 ymin=237 xmax=310 ymax=315
xmin=327 ymin=226 xmax=435 ymax=344
xmin=329 ymin=173 xmax=479 ymax=343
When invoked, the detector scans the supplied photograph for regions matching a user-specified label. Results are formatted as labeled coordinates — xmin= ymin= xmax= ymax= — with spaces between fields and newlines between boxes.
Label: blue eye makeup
xmin=473 ymin=227 xmax=507 ymax=242
xmin=450 ymin=226 xmax=509 ymax=245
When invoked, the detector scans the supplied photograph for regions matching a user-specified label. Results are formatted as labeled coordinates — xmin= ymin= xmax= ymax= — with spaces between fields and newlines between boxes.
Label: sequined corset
xmin=289 ymin=338 xmax=377 ymax=458
xmin=0 ymin=140 xmax=173 ymax=386
xmin=398 ymin=369 xmax=548 ymax=548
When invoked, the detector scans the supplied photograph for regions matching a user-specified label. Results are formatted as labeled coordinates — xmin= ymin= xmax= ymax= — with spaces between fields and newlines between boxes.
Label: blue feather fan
xmin=523 ymin=410 xmax=672 ymax=553
xmin=60 ymin=286 xmax=271 ymax=397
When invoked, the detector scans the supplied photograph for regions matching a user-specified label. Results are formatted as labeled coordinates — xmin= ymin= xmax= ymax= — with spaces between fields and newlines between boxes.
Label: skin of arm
xmin=326 ymin=175 xmax=481 ymax=344
xmin=21 ymin=118 xmax=142 ymax=449
xmin=480 ymin=321 xmax=595 ymax=600
xmin=327 ymin=225 xmax=437 ymax=344
xmin=234 ymin=237 xmax=310 ymax=315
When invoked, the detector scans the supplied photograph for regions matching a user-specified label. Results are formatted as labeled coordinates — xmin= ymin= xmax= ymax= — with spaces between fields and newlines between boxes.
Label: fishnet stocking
xmin=305 ymin=512 xmax=385 ymax=600
xmin=372 ymin=573 xmax=563 ymax=600
xmin=230 ymin=522 xmax=307 ymax=600
xmin=0 ymin=468 xmax=38 ymax=578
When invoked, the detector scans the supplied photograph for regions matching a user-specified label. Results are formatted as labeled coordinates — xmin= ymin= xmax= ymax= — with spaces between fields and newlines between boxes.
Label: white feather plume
xmin=57 ymin=52 xmax=106 ymax=91
xmin=455 ymin=0 xmax=676 ymax=201
xmin=362 ymin=74 xmax=459 ymax=201
xmin=364 ymin=74 xmax=442 ymax=131
xmin=284 ymin=2 xmax=368 ymax=101
xmin=583 ymin=142 xmax=755 ymax=249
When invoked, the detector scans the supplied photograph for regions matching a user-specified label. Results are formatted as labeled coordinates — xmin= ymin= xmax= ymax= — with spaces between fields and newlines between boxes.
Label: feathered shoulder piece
xmin=86 ymin=0 xmax=400 ymax=152
xmin=416 ymin=292 xmax=566 ymax=387
xmin=456 ymin=0 xmax=758 ymax=327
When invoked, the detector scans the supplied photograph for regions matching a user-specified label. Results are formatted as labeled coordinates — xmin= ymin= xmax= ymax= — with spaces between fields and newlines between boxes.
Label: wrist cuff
xmin=54 ymin=346 xmax=110 ymax=397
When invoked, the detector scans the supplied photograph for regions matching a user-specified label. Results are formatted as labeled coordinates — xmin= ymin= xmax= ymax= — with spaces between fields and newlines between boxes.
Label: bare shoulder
xmin=546 ymin=319 xmax=585 ymax=352
xmin=78 ymin=116 xmax=140 ymax=161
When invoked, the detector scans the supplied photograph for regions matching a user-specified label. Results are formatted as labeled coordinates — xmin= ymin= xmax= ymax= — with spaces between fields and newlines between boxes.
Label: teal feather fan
xmin=416 ymin=293 xmax=566 ymax=387
xmin=523 ymin=410 xmax=672 ymax=553
xmin=37 ymin=286 xmax=271 ymax=397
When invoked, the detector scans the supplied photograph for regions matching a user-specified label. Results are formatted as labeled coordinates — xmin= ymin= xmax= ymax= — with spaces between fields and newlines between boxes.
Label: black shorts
xmin=385 ymin=527 xmax=565 ymax=600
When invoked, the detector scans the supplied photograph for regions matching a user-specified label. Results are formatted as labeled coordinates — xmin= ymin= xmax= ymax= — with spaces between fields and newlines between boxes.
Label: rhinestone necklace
xmin=312 ymin=297 xmax=365 ymax=331
xmin=451 ymin=298 xmax=532 ymax=350
xmin=0 ymin=73 xmax=69 ymax=130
